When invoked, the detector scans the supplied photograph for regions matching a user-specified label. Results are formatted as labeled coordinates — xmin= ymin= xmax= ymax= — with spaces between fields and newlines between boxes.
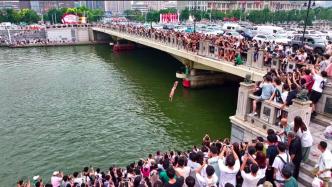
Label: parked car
xmin=224 ymin=31 xmax=244 ymax=39
xmin=252 ymin=25 xmax=284 ymax=35
xmin=253 ymin=34 xmax=276 ymax=43
xmin=320 ymin=30 xmax=332 ymax=42
xmin=237 ymin=29 xmax=253 ymax=40
xmin=273 ymin=34 xmax=292 ymax=45
xmin=173 ymin=25 xmax=186 ymax=32
xmin=290 ymin=35 xmax=326 ymax=54
xmin=185 ymin=26 xmax=194 ymax=33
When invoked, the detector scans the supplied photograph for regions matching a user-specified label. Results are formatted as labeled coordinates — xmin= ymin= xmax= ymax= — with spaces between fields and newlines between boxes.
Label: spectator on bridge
xmin=249 ymin=75 xmax=274 ymax=117
xmin=310 ymin=66 xmax=328 ymax=117
xmin=280 ymin=83 xmax=298 ymax=110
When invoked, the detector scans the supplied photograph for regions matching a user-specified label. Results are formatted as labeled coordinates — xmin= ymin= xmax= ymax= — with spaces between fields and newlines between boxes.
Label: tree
xmin=17 ymin=9 xmax=40 ymax=24
xmin=88 ymin=9 xmax=104 ymax=22
xmin=180 ymin=8 xmax=189 ymax=21
xmin=159 ymin=8 xmax=177 ymax=14
xmin=146 ymin=10 xmax=159 ymax=23
xmin=124 ymin=9 xmax=144 ymax=22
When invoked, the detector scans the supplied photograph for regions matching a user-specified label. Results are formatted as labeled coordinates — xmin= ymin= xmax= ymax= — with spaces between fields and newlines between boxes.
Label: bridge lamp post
xmin=301 ymin=0 xmax=315 ymax=46
xmin=193 ymin=1 xmax=197 ymax=33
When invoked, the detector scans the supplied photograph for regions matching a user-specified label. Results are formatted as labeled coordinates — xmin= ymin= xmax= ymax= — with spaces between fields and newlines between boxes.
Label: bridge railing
xmin=95 ymin=24 xmax=274 ymax=75
xmin=233 ymin=82 xmax=312 ymax=134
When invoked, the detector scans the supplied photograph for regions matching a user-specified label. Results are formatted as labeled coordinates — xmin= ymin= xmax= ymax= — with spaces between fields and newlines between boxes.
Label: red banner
xmin=160 ymin=13 xmax=179 ymax=23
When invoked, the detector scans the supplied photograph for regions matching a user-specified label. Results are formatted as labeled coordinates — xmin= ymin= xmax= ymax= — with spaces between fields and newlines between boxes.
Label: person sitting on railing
xmin=280 ymin=83 xmax=298 ymax=110
xmin=249 ymin=75 xmax=274 ymax=117
xmin=268 ymin=77 xmax=283 ymax=104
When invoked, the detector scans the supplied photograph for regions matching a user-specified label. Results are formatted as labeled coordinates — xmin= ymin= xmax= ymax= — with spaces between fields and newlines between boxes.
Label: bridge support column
xmin=88 ymin=28 xmax=95 ymax=41
xmin=251 ymin=49 xmax=265 ymax=70
xmin=182 ymin=69 xmax=225 ymax=88
xmin=246 ymin=48 xmax=254 ymax=67
xmin=235 ymin=82 xmax=256 ymax=121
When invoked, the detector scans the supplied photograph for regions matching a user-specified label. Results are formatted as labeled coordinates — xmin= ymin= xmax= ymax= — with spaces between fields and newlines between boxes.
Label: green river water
xmin=0 ymin=45 xmax=237 ymax=186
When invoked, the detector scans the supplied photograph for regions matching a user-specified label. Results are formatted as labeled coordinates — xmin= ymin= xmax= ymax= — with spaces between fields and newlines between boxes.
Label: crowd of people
xmin=102 ymin=23 xmax=332 ymax=71
xmin=17 ymin=118 xmax=332 ymax=187
xmin=8 ymin=23 xmax=332 ymax=187
xmin=101 ymin=23 xmax=332 ymax=117
xmin=0 ymin=29 xmax=76 ymax=47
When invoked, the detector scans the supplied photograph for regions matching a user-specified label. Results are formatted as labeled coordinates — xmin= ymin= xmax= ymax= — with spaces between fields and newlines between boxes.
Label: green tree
xmin=17 ymin=9 xmax=40 ymax=24
xmin=159 ymin=8 xmax=177 ymax=14
xmin=180 ymin=8 xmax=189 ymax=21
xmin=146 ymin=10 xmax=159 ymax=22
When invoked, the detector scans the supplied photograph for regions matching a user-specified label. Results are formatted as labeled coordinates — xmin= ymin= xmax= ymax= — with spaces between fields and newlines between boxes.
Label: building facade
xmin=105 ymin=1 xmax=131 ymax=15
xmin=131 ymin=1 xmax=149 ymax=13
xmin=177 ymin=1 xmax=208 ymax=11
xmin=207 ymin=1 xmax=305 ymax=12
xmin=86 ymin=1 xmax=105 ymax=11
xmin=0 ymin=1 xmax=20 ymax=10
xmin=19 ymin=0 xmax=31 ymax=9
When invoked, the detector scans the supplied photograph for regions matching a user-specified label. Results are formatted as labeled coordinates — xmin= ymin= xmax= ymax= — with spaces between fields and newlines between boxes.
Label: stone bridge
xmin=91 ymin=26 xmax=267 ymax=82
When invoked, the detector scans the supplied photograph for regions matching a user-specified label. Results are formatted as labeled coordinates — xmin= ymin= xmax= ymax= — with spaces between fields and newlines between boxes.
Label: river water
xmin=0 ymin=45 xmax=237 ymax=186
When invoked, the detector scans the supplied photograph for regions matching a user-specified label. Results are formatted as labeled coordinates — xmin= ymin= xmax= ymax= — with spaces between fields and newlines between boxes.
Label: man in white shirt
xmin=312 ymin=141 xmax=332 ymax=187
xmin=310 ymin=66 xmax=328 ymax=116
xmin=51 ymin=171 xmax=63 ymax=187
xmin=195 ymin=163 xmax=218 ymax=187
xmin=73 ymin=171 xmax=83 ymax=186
xmin=218 ymin=145 xmax=240 ymax=187
xmin=272 ymin=142 xmax=290 ymax=187
xmin=240 ymin=154 xmax=260 ymax=187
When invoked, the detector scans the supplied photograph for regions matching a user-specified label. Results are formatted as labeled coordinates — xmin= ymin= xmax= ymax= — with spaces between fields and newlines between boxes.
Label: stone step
xmin=312 ymin=114 xmax=331 ymax=127
xmin=300 ymin=162 xmax=315 ymax=177
xmin=298 ymin=171 xmax=314 ymax=187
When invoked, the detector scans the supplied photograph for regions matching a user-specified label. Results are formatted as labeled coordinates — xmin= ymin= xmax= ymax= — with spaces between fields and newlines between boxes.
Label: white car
xmin=224 ymin=31 xmax=244 ymax=39
xmin=173 ymin=25 xmax=186 ymax=32
xmin=253 ymin=34 xmax=276 ymax=43
xmin=205 ymin=28 xmax=224 ymax=35
xmin=273 ymin=34 xmax=292 ymax=44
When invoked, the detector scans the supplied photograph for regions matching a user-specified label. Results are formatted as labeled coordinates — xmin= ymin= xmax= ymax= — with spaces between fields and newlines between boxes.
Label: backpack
xmin=320 ymin=80 xmax=326 ymax=90
xmin=277 ymin=154 xmax=294 ymax=175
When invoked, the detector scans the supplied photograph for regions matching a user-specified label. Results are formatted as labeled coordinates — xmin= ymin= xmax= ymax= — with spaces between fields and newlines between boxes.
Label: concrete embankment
xmin=0 ymin=26 xmax=110 ymax=48
xmin=6 ymin=41 xmax=108 ymax=48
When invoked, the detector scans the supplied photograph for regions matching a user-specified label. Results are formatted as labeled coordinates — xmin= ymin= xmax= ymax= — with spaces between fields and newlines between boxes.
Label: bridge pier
xmin=180 ymin=69 xmax=225 ymax=88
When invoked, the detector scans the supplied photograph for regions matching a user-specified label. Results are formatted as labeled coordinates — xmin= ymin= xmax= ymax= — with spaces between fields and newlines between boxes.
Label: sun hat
xmin=53 ymin=171 xmax=59 ymax=176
